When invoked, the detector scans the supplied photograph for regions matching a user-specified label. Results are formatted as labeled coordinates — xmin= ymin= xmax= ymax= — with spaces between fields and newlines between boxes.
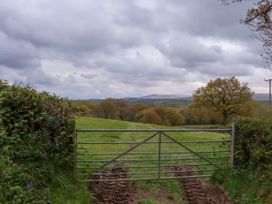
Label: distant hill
xmin=253 ymin=93 xmax=269 ymax=101
xmin=140 ymin=93 xmax=269 ymax=101
xmin=140 ymin=94 xmax=191 ymax=100
xmin=121 ymin=93 xmax=268 ymax=108
xmin=84 ymin=93 xmax=269 ymax=108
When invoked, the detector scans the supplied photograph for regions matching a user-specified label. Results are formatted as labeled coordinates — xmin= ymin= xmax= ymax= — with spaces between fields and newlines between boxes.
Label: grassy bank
xmin=211 ymin=168 xmax=272 ymax=204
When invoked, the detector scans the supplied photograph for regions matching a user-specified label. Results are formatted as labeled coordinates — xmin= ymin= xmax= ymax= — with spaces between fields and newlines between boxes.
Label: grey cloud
xmin=157 ymin=33 xmax=223 ymax=69
xmin=0 ymin=0 xmax=267 ymax=98
xmin=0 ymin=32 xmax=40 ymax=69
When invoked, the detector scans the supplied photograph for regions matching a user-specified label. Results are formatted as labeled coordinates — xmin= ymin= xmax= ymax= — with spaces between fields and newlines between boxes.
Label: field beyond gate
xmin=75 ymin=118 xmax=233 ymax=183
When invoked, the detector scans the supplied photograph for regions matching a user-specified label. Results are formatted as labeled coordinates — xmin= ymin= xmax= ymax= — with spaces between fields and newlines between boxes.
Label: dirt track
xmin=90 ymin=165 xmax=235 ymax=204
xmin=90 ymin=166 xmax=134 ymax=204
xmin=169 ymin=166 xmax=234 ymax=204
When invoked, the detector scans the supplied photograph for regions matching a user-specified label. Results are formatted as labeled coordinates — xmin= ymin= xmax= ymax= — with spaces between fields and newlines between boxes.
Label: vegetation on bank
xmin=0 ymin=80 xmax=76 ymax=203
xmin=211 ymin=167 xmax=272 ymax=204
xmin=211 ymin=117 xmax=272 ymax=204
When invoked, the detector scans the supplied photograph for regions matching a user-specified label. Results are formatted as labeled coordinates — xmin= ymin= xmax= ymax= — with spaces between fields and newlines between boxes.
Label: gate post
xmin=157 ymin=132 xmax=162 ymax=179
xmin=230 ymin=122 xmax=235 ymax=168
xmin=73 ymin=127 xmax=78 ymax=189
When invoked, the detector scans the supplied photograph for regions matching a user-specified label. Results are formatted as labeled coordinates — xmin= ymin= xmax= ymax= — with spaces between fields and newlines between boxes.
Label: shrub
xmin=72 ymin=100 xmax=94 ymax=116
xmin=93 ymin=98 xmax=118 ymax=119
xmin=136 ymin=108 xmax=162 ymax=125
xmin=234 ymin=117 xmax=272 ymax=170
xmin=130 ymin=103 xmax=151 ymax=121
xmin=0 ymin=82 xmax=75 ymax=203
xmin=156 ymin=107 xmax=185 ymax=126
xmin=210 ymin=167 xmax=272 ymax=204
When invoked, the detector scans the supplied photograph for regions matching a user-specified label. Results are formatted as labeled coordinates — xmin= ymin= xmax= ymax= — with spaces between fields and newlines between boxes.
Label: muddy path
xmin=169 ymin=166 xmax=235 ymax=204
xmin=90 ymin=166 xmax=135 ymax=204
xmin=90 ymin=165 xmax=235 ymax=204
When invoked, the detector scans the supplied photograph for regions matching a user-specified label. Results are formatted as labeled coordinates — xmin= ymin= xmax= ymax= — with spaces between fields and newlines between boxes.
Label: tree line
xmin=72 ymin=99 xmax=186 ymax=126
xmin=72 ymin=77 xmax=267 ymax=126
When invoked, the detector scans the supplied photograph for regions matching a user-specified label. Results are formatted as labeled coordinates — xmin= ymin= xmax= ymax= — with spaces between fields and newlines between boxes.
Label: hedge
xmin=234 ymin=117 xmax=272 ymax=170
xmin=0 ymin=82 xmax=75 ymax=203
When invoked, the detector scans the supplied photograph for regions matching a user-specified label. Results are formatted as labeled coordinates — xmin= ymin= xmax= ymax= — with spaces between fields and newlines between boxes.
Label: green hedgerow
xmin=0 ymin=81 xmax=75 ymax=203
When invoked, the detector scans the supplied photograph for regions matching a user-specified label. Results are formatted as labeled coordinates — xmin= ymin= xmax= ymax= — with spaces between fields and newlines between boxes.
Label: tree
xmin=72 ymin=100 xmax=94 ymax=116
xmin=111 ymin=99 xmax=132 ymax=121
xmin=130 ymin=103 xmax=151 ymax=121
xmin=94 ymin=98 xmax=118 ymax=119
xmin=244 ymin=0 xmax=272 ymax=66
xmin=192 ymin=76 xmax=254 ymax=125
xmin=135 ymin=108 xmax=162 ymax=124
xmin=156 ymin=107 xmax=185 ymax=126
xmin=222 ymin=0 xmax=272 ymax=65
xmin=186 ymin=105 xmax=221 ymax=125
xmin=0 ymin=80 xmax=8 ymax=93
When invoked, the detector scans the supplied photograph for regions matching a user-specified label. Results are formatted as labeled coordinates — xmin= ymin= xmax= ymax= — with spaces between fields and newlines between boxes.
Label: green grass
xmin=47 ymin=168 xmax=92 ymax=204
xmin=135 ymin=180 xmax=185 ymax=204
xmin=211 ymin=168 xmax=272 ymax=204
xmin=75 ymin=116 xmax=230 ymax=203
xmin=138 ymin=199 xmax=164 ymax=204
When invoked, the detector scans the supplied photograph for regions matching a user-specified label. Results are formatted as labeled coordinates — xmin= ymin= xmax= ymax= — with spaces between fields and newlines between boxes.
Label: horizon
xmin=75 ymin=92 xmax=269 ymax=100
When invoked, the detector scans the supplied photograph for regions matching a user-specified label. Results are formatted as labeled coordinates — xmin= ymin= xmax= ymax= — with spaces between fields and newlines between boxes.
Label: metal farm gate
xmin=74 ymin=124 xmax=235 ymax=183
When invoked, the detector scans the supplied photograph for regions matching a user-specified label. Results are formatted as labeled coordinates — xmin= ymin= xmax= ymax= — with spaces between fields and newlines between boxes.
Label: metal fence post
xmin=74 ymin=128 xmax=78 ymax=189
xmin=157 ymin=132 xmax=162 ymax=179
xmin=231 ymin=122 xmax=235 ymax=168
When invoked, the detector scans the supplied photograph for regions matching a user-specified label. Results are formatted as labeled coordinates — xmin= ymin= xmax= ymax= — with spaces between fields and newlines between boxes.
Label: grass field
xmin=75 ymin=117 xmax=231 ymax=204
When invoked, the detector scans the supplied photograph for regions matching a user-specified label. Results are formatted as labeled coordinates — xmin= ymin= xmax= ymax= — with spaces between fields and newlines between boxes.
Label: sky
xmin=0 ymin=0 xmax=271 ymax=99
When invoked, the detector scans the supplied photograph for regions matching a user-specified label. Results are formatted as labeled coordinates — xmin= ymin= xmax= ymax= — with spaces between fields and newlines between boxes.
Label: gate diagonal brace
xmin=98 ymin=132 xmax=159 ymax=170
xmin=161 ymin=132 xmax=222 ymax=170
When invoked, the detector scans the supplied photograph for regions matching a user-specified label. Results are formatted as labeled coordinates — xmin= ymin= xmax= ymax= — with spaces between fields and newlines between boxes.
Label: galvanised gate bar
xmin=75 ymin=125 xmax=234 ymax=182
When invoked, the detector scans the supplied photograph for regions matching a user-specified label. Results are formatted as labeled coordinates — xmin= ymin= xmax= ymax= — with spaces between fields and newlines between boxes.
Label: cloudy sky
xmin=0 ymin=0 xmax=270 ymax=99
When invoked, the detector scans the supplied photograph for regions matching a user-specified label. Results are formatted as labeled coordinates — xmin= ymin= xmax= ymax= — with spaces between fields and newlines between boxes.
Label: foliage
xmin=243 ymin=0 xmax=272 ymax=66
xmin=113 ymin=99 xmax=133 ymax=121
xmin=47 ymin=168 xmax=92 ymax=204
xmin=184 ymin=105 xmax=220 ymax=125
xmin=222 ymin=0 xmax=272 ymax=66
xmin=0 ymin=82 xmax=75 ymax=203
xmin=93 ymin=98 xmax=118 ymax=119
xmin=211 ymin=167 xmax=272 ymax=204
xmin=79 ymin=97 xmax=188 ymax=126
xmin=72 ymin=100 xmax=94 ymax=116
xmin=234 ymin=117 xmax=272 ymax=170
xmin=192 ymin=76 xmax=254 ymax=125
xmin=210 ymin=109 xmax=272 ymax=204
xmin=136 ymin=108 xmax=162 ymax=125
xmin=156 ymin=107 xmax=185 ymax=126
xmin=134 ymin=107 xmax=185 ymax=126
xmin=130 ymin=103 xmax=151 ymax=120
xmin=252 ymin=101 xmax=272 ymax=118
xmin=0 ymin=79 xmax=8 ymax=93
